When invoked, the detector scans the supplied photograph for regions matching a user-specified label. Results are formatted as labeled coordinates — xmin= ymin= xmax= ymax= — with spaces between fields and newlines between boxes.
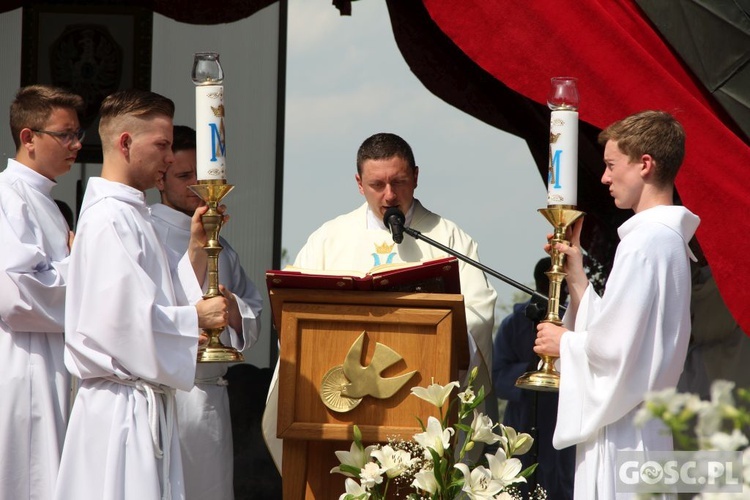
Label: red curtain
xmin=414 ymin=0 xmax=750 ymax=334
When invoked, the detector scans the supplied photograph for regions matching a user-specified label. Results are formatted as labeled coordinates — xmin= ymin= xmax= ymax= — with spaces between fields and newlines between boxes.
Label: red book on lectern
xmin=265 ymin=257 xmax=461 ymax=294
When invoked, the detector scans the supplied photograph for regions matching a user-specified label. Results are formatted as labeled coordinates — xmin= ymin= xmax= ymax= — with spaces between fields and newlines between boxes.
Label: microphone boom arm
xmin=402 ymin=226 xmax=549 ymax=304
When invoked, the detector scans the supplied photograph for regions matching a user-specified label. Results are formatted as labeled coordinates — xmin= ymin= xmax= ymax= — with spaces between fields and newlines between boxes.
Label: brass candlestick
xmin=189 ymin=179 xmax=243 ymax=363
xmin=515 ymin=205 xmax=584 ymax=391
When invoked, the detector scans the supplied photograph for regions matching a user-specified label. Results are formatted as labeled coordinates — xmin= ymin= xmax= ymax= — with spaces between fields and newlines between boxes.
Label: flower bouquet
xmin=331 ymin=368 xmax=547 ymax=499
xmin=636 ymin=380 xmax=750 ymax=498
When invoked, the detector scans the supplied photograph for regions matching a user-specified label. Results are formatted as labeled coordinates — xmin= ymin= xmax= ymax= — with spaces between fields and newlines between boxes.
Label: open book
xmin=265 ymin=256 xmax=461 ymax=294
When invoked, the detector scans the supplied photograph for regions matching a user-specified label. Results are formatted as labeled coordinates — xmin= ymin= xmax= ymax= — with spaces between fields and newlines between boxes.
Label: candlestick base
xmin=198 ymin=327 xmax=245 ymax=363
xmin=515 ymin=355 xmax=560 ymax=392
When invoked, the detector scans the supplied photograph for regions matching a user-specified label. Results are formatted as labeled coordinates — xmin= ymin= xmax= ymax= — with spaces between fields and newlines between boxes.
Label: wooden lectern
xmin=270 ymin=288 xmax=469 ymax=499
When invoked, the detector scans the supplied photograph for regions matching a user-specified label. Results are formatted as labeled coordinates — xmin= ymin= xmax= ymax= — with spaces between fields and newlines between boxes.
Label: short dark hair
xmin=598 ymin=110 xmax=685 ymax=186
xmin=356 ymin=133 xmax=416 ymax=175
xmin=99 ymin=89 xmax=174 ymax=124
xmin=98 ymin=90 xmax=174 ymax=153
xmin=9 ymin=85 xmax=84 ymax=149
xmin=172 ymin=125 xmax=196 ymax=153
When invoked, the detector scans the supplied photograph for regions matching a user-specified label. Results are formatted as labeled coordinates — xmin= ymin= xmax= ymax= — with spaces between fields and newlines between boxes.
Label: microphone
xmin=383 ymin=207 xmax=406 ymax=243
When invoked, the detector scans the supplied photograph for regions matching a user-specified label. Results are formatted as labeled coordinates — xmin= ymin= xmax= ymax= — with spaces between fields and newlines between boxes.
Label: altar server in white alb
xmin=55 ymin=90 xmax=230 ymax=500
xmin=152 ymin=125 xmax=263 ymax=500
xmin=534 ymin=111 xmax=700 ymax=499
xmin=262 ymin=132 xmax=497 ymax=468
xmin=0 ymin=85 xmax=84 ymax=500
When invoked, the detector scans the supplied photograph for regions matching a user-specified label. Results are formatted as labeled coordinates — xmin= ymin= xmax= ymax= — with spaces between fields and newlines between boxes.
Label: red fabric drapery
xmin=416 ymin=0 xmax=750 ymax=334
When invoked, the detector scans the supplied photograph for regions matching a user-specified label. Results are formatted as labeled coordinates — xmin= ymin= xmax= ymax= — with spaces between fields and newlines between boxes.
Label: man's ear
xmin=355 ymin=173 xmax=364 ymax=195
xmin=640 ymin=154 xmax=655 ymax=178
xmin=19 ymin=128 xmax=35 ymax=151
xmin=119 ymin=132 xmax=131 ymax=159
xmin=154 ymin=173 xmax=166 ymax=192
xmin=413 ymin=165 xmax=419 ymax=189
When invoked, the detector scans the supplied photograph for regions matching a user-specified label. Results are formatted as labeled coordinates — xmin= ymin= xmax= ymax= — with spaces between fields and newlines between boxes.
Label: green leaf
xmin=415 ymin=416 xmax=426 ymax=431
xmin=339 ymin=464 xmax=363 ymax=477
xmin=520 ymin=463 xmax=538 ymax=478
xmin=454 ymin=423 xmax=471 ymax=433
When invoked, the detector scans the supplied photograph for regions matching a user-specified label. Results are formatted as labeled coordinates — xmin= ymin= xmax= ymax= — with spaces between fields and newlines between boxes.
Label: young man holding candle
xmin=55 ymin=90 xmax=230 ymax=500
xmin=534 ymin=110 xmax=700 ymax=499
xmin=152 ymin=125 xmax=263 ymax=500
xmin=262 ymin=132 xmax=498 ymax=469
xmin=0 ymin=84 xmax=84 ymax=500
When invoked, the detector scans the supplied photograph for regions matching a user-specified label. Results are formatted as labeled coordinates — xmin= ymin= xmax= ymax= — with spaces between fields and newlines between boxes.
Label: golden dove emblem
xmin=320 ymin=331 xmax=417 ymax=413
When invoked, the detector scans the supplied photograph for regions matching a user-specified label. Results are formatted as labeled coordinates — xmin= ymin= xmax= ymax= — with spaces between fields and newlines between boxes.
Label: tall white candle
xmin=547 ymin=110 xmax=578 ymax=206
xmin=546 ymin=77 xmax=579 ymax=206
xmin=192 ymin=52 xmax=226 ymax=181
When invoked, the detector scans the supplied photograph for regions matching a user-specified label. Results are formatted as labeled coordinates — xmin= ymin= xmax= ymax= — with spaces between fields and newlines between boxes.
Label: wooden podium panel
xmin=269 ymin=289 xmax=468 ymax=499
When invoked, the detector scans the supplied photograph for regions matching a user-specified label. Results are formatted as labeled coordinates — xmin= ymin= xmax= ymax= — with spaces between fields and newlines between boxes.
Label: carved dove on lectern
xmin=339 ymin=332 xmax=417 ymax=399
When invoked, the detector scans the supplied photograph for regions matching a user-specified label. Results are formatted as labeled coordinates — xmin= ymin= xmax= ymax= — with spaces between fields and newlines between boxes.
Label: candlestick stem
xmin=189 ymin=180 xmax=243 ymax=363
xmin=516 ymin=206 xmax=584 ymax=391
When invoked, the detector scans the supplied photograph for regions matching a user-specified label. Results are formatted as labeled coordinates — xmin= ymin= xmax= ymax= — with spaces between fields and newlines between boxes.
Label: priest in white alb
xmin=262 ymin=132 xmax=497 ymax=469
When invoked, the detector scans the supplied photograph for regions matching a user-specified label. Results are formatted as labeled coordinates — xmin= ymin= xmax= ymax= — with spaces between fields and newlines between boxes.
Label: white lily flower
xmin=641 ymin=387 xmax=709 ymax=422
xmin=414 ymin=416 xmax=454 ymax=458
xmin=710 ymin=380 xmax=736 ymax=408
xmin=411 ymin=379 xmax=460 ymax=408
xmin=500 ymin=424 xmax=534 ymax=456
xmin=696 ymin=405 xmax=725 ymax=444
xmin=411 ymin=468 xmax=439 ymax=494
xmin=486 ymin=447 xmax=526 ymax=487
xmin=707 ymin=429 xmax=749 ymax=451
xmin=371 ymin=444 xmax=418 ymax=478
xmin=470 ymin=411 xmax=502 ymax=444
xmin=339 ymin=478 xmax=370 ymax=500
xmin=454 ymin=463 xmax=504 ymax=499
xmin=458 ymin=387 xmax=476 ymax=404
xmin=331 ymin=441 xmax=378 ymax=477
xmin=359 ymin=462 xmax=385 ymax=489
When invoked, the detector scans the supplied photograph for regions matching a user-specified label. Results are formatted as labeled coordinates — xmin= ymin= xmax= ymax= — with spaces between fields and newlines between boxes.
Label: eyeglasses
xmin=31 ymin=128 xmax=86 ymax=145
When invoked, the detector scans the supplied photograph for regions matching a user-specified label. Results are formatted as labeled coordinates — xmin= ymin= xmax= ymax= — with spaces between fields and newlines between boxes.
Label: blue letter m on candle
xmin=550 ymin=149 xmax=562 ymax=188
xmin=209 ymin=123 xmax=226 ymax=162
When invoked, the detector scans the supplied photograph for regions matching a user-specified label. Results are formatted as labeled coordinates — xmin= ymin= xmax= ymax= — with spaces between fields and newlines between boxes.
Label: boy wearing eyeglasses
xmin=0 ymin=84 xmax=85 ymax=500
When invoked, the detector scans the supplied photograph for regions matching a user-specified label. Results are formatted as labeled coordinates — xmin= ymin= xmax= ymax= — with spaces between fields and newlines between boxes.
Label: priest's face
xmin=28 ymin=107 xmax=83 ymax=180
xmin=156 ymin=148 xmax=202 ymax=216
xmin=356 ymin=155 xmax=418 ymax=221
xmin=127 ymin=115 xmax=175 ymax=192
xmin=601 ymin=140 xmax=644 ymax=211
